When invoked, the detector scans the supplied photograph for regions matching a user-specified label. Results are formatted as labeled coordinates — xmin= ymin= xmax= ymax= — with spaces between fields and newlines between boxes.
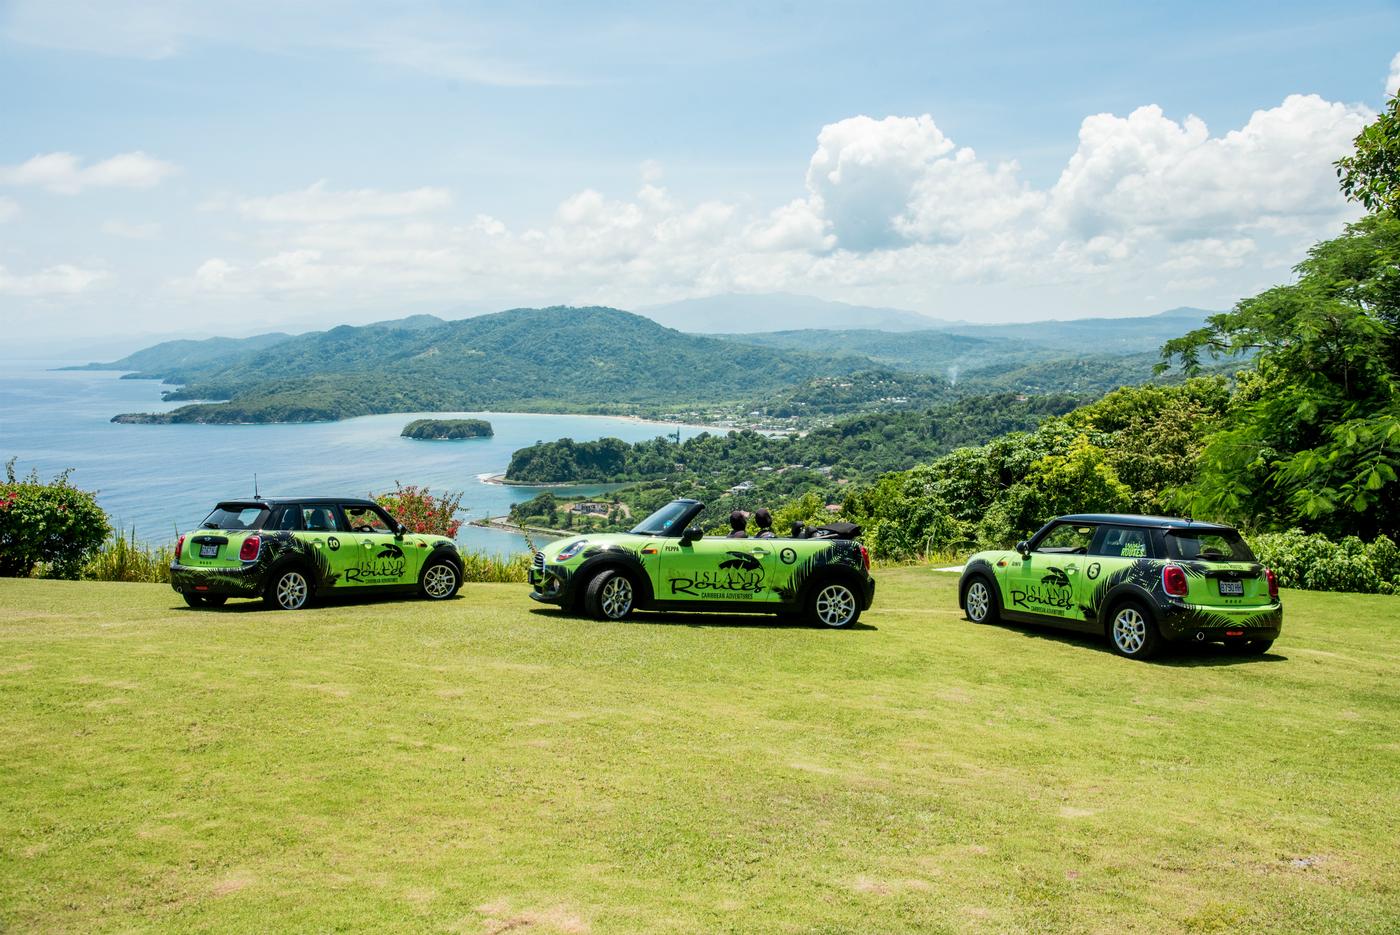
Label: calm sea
xmin=0 ymin=360 xmax=706 ymax=556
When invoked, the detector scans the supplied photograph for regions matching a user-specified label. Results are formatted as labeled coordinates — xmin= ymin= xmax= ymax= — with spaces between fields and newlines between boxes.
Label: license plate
xmin=1218 ymin=579 xmax=1243 ymax=596
xmin=199 ymin=544 xmax=219 ymax=558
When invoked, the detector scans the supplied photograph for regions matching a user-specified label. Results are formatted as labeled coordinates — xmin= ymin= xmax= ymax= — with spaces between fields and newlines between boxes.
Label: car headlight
xmin=555 ymin=539 xmax=588 ymax=561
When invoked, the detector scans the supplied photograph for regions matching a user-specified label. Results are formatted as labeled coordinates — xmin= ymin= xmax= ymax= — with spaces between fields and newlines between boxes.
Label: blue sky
xmin=2 ymin=0 xmax=1398 ymax=346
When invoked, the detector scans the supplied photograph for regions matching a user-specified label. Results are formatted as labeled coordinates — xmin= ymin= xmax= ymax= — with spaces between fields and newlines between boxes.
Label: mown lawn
xmin=1 ymin=569 xmax=1396 ymax=933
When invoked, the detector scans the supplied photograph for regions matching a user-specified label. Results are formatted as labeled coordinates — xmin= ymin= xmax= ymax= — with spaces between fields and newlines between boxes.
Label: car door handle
xmin=751 ymin=548 xmax=769 ymax=555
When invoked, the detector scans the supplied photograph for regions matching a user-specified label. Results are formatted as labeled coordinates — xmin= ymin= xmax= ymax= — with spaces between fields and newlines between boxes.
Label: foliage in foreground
xmin=0 ymin=458 xmax=110 ymax=579
xmin=83 ymin=528 xmax=174 ymax=583
xmin=373 ymin=483 xmax=465 ymax=537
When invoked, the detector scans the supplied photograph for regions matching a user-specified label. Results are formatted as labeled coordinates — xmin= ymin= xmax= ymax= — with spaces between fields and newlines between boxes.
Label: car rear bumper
xmin=860 ymin=576 xmax=876 ymax=610
xmin=170 ymin=562 xmax=265 ymax=598
xmin=1159 ymin=602 xmax=1282 ymax=643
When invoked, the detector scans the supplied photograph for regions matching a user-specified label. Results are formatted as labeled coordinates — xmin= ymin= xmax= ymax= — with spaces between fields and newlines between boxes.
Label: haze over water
xmin=0 ymin=362 xmax=706 ymax=556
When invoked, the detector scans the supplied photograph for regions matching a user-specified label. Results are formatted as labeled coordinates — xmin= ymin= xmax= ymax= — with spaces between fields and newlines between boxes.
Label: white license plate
xmin=199 ymin=544 xmax=219 ymax=558
xmin=1218 ymin=579 xmax=1244 ymax=596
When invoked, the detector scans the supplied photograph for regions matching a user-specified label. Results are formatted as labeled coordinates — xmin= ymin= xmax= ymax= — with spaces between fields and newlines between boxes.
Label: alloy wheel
xmin=423 ymin=563 xmax=457 ymax=598
xmin=601 ymin=575 xmax=633 ymax=618
xmin=966 ymin=581 xmax=990 ymax=622
xmin=815 ymin=584 xmax=857 ymax=627
xmin=276 ymin=571 xmax=309 ymax=610
xmin=1112 ymin=607 xmax=1147 ymax=655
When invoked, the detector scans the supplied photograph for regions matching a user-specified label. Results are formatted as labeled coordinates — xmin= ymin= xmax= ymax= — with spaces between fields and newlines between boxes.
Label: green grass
xmin=1 ymin=569 xmax=1396 ymax=933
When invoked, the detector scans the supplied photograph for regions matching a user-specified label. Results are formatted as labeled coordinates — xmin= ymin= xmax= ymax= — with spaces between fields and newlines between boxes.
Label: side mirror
xmin=681 ymin=526 xmax=704 ymax=545
xmin=394 ymin=523 xmax=407 ymax=539
xmin=1015 ymin=540 xmax=1030 ymax=557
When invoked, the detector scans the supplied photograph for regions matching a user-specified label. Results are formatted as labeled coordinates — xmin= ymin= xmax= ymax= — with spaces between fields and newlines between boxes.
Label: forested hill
xmin=63 ymin=332 xmax=293 ymax=375
xmin=109 ymin=307 xmax=893 ymax=424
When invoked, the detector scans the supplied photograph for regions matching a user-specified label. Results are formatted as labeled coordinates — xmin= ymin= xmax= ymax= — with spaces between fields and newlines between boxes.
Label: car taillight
xmin=175 ymin=534 xmax=185 ymax=560
xmin=239 ymin=535 xmax=261 ymax=561
xmin=1162 ymin=564 xmax=1188 ymax=597
xmin=1266 ymin=568 xmax=1279 ymax=599
xmin=859 ymin=544 xmax=870 ymax=571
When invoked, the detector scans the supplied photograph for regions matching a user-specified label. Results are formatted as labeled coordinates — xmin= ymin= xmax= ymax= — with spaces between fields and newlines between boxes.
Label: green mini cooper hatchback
xmin=170 ymin=497 xmax=464 ymax=610
xmin=528 ymin=499 xmax=876 ymax=627
xmin=959 ymin=514 xmax=1281 ymax=660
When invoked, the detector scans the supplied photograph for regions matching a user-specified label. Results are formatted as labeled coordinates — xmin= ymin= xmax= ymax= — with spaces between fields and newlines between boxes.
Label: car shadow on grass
xmin=173 ymin=592 xmax=460 ymax=613
xmin=989 ymin=620 xmax=1287 ymax=666
xmin=529 ymin=608 xmax=877 ymax=631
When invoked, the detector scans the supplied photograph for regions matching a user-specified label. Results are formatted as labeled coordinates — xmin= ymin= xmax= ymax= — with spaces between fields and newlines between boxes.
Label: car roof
xmin=1054 ymin=513 xmax=1237 ymax=532
xmin=213 ymin=497 xmax=379 ymax=509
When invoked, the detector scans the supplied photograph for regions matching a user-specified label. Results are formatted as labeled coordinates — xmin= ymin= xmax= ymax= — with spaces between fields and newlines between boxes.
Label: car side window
xmin=1034 ymin=523 xmax=1096 ymax=554
xmin=343 ymin=505 xmax=392 ymax=533
xmin=271 ymin=507 xmax=303 ymax=531
xmin=303 ymin=506 xmax=340 ymax=532
xmin=1090 ymin=525 xmax=1153 ymax=558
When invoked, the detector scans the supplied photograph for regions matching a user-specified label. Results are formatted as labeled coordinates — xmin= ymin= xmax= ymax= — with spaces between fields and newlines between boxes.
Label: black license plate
xmin=199 ymin=544 xmax=219 ymax=558
xmin=1218 ymin=579 xmax=1244 ymax=596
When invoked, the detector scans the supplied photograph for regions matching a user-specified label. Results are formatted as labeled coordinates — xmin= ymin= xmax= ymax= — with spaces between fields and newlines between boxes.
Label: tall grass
xmin=83 ymin=528 xmax=173 ymax=583
xmin=459 ymin=549 xmax=531 ymax=583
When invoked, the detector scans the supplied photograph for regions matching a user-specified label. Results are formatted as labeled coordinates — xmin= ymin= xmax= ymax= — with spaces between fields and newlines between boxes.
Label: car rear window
xmin=1164 ymin=529 xmax=1255 ymax=562
xmin=202 ymin=505 xmax=269 ymax=530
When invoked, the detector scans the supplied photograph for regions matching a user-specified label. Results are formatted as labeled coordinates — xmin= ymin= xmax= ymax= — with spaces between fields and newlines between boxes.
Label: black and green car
xmin=528 ymin=499 xmax=876 ymax=627
xmin=959 ymin=514 xmax=1282 ymax=660
xmin=170 ymin=498 xmax=463 ymax=610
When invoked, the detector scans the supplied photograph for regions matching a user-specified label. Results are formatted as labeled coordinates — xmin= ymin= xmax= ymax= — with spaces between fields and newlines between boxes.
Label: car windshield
xmin=202 ymin=505 xmax=269 ymax=530
xmin=1164 ymin=529 xmax=1255 ymax=562
xmin=630 ymin=501 xmax=699 ymax=536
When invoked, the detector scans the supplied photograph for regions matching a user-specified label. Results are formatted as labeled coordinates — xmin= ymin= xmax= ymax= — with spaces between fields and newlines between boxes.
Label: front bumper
xmin=528 ymin=561 xmax=574 ymax=606
xmin=169 ymin=562 xmax=265 ymax=598
xmin=1159 ymin=602 xmax=1283 ymax=643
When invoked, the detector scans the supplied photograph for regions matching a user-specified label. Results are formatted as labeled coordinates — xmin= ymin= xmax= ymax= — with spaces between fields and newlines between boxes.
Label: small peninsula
xmin=401 ymin=418 xmax=494 ymax=440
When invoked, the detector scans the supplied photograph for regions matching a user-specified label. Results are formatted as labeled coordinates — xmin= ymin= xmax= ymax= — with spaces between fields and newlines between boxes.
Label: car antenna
xmin=253 ymin=473 xmax=259 ymax=498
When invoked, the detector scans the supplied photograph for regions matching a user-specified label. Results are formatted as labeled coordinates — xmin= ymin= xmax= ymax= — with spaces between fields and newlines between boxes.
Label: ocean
xmin=0 ymin=360 xmax=708 ymax=556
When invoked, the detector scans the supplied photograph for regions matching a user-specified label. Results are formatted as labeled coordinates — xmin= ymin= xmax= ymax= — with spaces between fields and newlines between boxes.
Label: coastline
xmin=470 ymin=515 xmax=570 ymax=540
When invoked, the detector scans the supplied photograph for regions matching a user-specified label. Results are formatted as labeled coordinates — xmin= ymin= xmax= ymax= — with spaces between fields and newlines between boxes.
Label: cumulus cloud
xmin=0 ymin=151 xmax=177 ymax=194
xmin=236 ymin=181 xmax=453 ymax=222
xmin=0 ymin=263 xmax=105 ymax=295
xmin=176 ymin=86 xmax=1374 ymax=319
xmin=1388 ymin=52 xmax=1400 ymax=96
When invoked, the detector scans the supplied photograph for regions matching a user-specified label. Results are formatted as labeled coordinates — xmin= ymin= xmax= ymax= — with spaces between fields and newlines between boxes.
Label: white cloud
xmin=172 ymin=87 xmax=1374 ymax=320
xmin=0 ymin=197 xmax=18 ymax=222
xmin=0 ymin=263 xmax=105 ymax=295
xmin=236 ymin=181 xmax=453 ymax=222
xmin=0 ymin=151 xmax=177 ymax=194
xmin=101 ymin=219 xmax=161 ymax=239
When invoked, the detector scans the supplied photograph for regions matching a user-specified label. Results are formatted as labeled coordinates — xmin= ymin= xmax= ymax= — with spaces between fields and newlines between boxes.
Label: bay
xmin=0 ymin=360 xmax=708 ymax=556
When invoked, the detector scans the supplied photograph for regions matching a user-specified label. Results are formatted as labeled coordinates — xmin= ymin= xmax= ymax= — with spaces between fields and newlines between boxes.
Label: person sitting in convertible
xmin=753 ymin=508 xmax=776 ymax=538
xmin=726 ymin=510 xmax=749 ymax=538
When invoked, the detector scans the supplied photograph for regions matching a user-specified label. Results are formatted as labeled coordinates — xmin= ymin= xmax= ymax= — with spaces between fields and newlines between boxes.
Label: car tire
xmin=264 ymin=566 xmax=313 ymax=610
xmin=806 ymin=578 xmax=861 ymax=628
xmin=418 ymin=557 xmax=461 ymax=600
xmin=1106 ymin=600 xmax=1162 ymax=660
xmin=585 ymin=569 xmax=636 ymax=621
xmin=963 ymin=574 xmax=1000 ymax=624
xmin=183 ymin=593 xmax=226 ymax=609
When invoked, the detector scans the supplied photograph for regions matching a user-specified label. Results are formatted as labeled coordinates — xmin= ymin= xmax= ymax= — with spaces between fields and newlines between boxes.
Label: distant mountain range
xmin=74 ymin=302 xmax=1222 ymax=425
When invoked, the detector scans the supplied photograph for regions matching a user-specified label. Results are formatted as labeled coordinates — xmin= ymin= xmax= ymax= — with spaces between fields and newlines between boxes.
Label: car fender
xmin=798 ymin=564 xmax=867 ymax=608
xmin=959 ymin=558 xmax=998 ymax=608
xmin=422 ymin=544 xmax=462 ymax=575
xmin=1097 ymin=582 xmax=1160 ymax=630
xmin=573 ymin=550 xmax=655 ymax=605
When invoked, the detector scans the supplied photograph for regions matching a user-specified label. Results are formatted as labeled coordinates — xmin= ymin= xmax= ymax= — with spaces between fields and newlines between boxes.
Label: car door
xmin=341 ymin=503 xmax=418 ymax=587
xmin=299 ymin=504 xmax=355 ymax=589
xmin=1002 ymin=521 xmax=1097 ymax=627
xmin=660 ymin=534 xmax=778 ymax=605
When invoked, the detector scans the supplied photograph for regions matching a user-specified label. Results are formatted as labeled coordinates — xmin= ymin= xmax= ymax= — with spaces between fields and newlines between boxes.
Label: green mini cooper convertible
xmin=959 ymin=514 xmax=1281 ymax=660
xmin=528 ymin=499 xmax=876 ymax=627
xmin=170 ymin=498 xmax=464 ymax=610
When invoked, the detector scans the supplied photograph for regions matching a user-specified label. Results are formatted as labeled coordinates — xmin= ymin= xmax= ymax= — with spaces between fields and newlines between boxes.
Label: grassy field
xmin=1 ymin=570 xmax=1397 ymax=933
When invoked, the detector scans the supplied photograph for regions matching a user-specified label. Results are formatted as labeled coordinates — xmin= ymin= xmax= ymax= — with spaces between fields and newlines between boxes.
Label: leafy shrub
xmin=374 ymin=483 xmax=464 ymax=537
xmin=1249 ymin=529 xmax=1399 ymax=595
xmin=458 ymin=549 xmax=531 ymax=584
xmin=83 ymin=528 xmax=174 ymax=583
xmin=0 ymin=459 xmax=110 ymax=579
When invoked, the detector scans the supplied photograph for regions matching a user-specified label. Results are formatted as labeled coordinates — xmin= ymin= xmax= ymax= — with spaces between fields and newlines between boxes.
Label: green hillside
xmin=63 ymin=332 xmax=293 ymax=375
xmin=109 ymin=307 xmax=883 ymax=424
xmin=3 ymin=575 xmax=1395 ymax=932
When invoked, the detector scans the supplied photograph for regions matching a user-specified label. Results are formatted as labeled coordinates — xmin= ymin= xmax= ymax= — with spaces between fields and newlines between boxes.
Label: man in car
xmin=726 ymin=510 xmax=749 ymax=538
xmin=753 ymin=508 xmax=776 ymax=538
